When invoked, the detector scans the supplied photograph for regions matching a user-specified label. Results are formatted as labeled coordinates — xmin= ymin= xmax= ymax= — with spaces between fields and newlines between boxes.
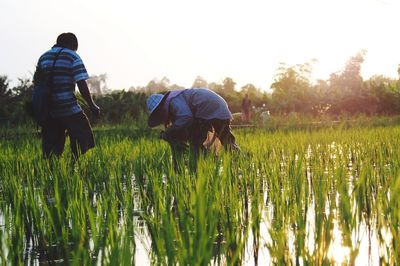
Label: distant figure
xmin=147 ymin=88 xmax=240 ymax=170
xmin=33 ymin=32 xmax=100 ymax=159
xmin=241 ymin=93 xmax=251 ymax=123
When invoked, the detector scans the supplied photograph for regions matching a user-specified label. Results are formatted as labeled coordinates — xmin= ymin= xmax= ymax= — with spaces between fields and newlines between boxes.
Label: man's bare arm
xmin=77 ymin=80 xmax=100 ymax=116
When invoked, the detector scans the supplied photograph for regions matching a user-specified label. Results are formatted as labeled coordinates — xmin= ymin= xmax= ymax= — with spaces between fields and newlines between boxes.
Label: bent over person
xmin=147 ymin=88 xmax=240 ymax=170
xmin=33 ymin=32 xmax=100 ymax=159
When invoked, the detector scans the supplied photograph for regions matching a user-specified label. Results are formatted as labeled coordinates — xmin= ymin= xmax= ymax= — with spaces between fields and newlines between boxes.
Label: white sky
xmin=1 ymin=0 xmax=399 ymax=91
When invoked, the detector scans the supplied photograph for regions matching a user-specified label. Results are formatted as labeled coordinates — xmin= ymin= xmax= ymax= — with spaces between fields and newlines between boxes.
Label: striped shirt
xmin=36 ymin=46 xmax=89 ymax=117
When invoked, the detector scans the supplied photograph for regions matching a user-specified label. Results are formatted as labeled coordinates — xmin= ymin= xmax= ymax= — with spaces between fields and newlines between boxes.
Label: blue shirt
xmin=165 ymin=88 xmax=232 ymax=139
xmin=36 ymin=46 xmax=89 ymax=117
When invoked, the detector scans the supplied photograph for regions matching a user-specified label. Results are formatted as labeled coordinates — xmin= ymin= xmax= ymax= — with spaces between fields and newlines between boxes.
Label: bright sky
xmin=1 ymin=0 xmax=399 ymax=91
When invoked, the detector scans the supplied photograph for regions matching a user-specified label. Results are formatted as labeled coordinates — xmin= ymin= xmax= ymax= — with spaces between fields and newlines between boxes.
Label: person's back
xmin=37 ymin=47 xmax=87 ymax=117
xmin=180 ymin=88 xmax=232 ymax=120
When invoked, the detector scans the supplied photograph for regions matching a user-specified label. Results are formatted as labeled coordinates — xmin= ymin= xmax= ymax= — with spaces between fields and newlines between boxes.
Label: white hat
xmin=147 ymin=93 xmax=168 ymax=127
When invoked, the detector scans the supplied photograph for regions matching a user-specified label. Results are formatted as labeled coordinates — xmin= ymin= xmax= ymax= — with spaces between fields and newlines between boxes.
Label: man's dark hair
xmin=56 ymin=32 xmax=78 ymax=51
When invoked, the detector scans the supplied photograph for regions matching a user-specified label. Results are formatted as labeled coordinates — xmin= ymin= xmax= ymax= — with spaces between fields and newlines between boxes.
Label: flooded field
xmin=0 ymin=126 xmax=399 ymax=265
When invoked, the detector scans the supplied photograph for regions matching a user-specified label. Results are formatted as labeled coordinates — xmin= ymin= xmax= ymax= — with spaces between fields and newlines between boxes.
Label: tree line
xmin=1 ymin=51 xmax=399 ymax=126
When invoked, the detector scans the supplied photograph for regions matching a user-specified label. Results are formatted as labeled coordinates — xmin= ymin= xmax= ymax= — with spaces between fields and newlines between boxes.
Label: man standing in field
xmin=33 ymin=32 xmax=100 ymax=159
xmin=146 ymin=88 xmax=240 ymax=170
xmin=241 ymin=93 xmax=251 ymax=123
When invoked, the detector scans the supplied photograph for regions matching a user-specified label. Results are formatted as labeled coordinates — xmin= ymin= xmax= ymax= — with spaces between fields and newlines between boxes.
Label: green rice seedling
xmin=1 ymin=123 xmax=400 ymax=264
xmin=308 ymin=144 xmax=335 ymax=264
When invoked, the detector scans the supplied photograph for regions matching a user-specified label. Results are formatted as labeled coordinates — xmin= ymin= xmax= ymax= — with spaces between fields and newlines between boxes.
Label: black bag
xmin=31 ymin=48 xmax=64 ymax=126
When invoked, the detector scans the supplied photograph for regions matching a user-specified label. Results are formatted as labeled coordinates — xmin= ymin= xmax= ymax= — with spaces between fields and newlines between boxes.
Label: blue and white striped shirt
xmin=36 ymin=46 xmax=89 ymax=117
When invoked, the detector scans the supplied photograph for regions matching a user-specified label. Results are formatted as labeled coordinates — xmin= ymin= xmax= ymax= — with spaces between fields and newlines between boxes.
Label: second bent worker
xmin=147 ymin=88 xmax=240 ymax=170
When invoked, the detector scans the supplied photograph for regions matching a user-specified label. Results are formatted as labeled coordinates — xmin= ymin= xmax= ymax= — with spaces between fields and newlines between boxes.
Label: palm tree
xmin=87 ymin=73 xmax=108 ymax=95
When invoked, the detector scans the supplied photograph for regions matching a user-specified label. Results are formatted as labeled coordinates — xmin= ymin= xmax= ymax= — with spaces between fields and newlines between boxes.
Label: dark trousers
xmin=189 ymin=119 xmax=238 ymax=152
xmin=41 ymin=112 xmax=95 ymax=159
xmin=169 ymin=119 xmax=239 ymax=172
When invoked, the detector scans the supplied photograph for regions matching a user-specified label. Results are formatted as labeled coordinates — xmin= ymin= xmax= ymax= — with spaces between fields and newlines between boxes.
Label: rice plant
xmin=0 ymin=124 xmax=399 ymax=265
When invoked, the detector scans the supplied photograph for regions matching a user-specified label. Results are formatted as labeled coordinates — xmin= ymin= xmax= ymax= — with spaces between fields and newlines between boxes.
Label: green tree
xmin=146 ymin=77 xmax=170 ymax=93
xmin=311 ymin=79 xmax=331 ymax=115
xmin=270 ymin=61 xmax=315 ymax=114
xmin=240 ymin=83 xmax=259 ymax=98
xmin=87 ymin=73 xmax=108 ymax=95
xmin=0 ymin=75 xmax=11 ymax=120
xmin=11 ymin=78 xmax=34 ymax=124
xmin=365 ymin=75 xmax=400 ymax=114
xmin=326 ymin=50 xmax=366 ymax=114
xmin=192 ymin=76 xmax=208 ymax=88
xmin=222 ymin=77 xmax=236 ymax=93
xmin=93 ymin=90 xmax=147 ymax=124
xmin=208 ymin=82 xmax=223 ymax=92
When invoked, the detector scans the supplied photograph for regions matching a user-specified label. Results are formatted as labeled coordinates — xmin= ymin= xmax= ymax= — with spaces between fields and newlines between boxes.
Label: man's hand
xmin=90 ymin=104 xmax=100 ymax=118
xmin=77 ymin=80 xmax=100 ymax=118
xmin=160 ymin=130 xmax=167 ymax=140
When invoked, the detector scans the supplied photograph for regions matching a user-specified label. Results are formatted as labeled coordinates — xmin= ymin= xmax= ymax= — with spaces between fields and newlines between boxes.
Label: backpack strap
xmin=48 ymin=48 xmax=64 ymax=91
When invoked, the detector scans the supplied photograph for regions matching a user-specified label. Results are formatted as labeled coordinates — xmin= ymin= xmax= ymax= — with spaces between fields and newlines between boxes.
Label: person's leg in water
xmin=167 ymin=120 xmax=210 ymax=173
xmin=63 ymin=112 xmax=95 ymax=164
xmin=188 ymin=119 xmax=210 ymax=173
xmin=42 ymin=118 xmax=66 ymax=159
xmin=169 ymin=139 xmax=188 ymax=173
xmin=162 ymin=124 xmax=189 ymax=173
xmin=41 ymin=118 xmax=66 ymax=196
xmin=210 ymin=119 xmax=240 ymax=152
